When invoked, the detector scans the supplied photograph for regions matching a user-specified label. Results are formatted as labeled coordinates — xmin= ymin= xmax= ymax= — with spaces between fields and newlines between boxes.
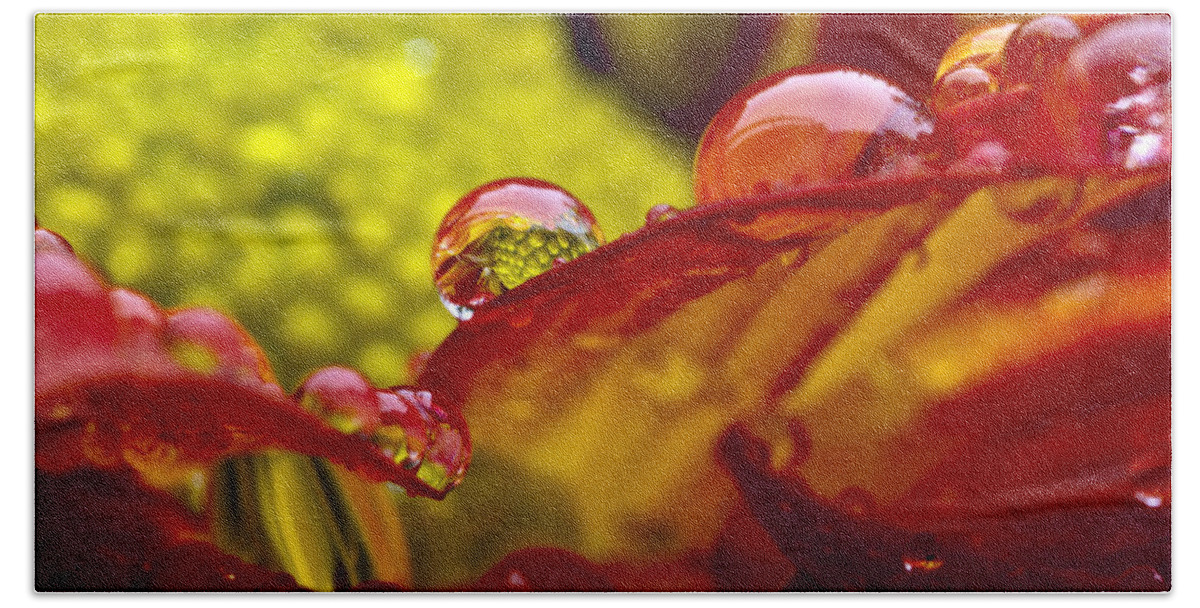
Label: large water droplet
xmin=432 ymin=178 xmax=605 ymax=320
xmin=1000 ymin=15 xmax=1081 ymax=88
xmin=694 ymin=65 xmax=934 ymax=205
xmin=1042 ymin=17 xmax=1170 ymax=169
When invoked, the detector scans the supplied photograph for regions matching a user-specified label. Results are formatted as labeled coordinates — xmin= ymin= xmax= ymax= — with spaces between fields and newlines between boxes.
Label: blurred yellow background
xmin=34 ymin=13 xmax=828 ymax=589
xmin=35 ymin=13 xmax=698 ymax=391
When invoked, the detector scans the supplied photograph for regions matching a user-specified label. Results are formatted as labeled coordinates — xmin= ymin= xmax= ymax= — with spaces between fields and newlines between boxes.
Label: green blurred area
xmin=35 ymin=13 xmax=695 ymax=390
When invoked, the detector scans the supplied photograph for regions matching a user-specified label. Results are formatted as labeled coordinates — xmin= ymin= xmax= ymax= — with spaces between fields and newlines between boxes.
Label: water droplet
xmin=371 ymin=387 xmax=470 ymax=491
xmin=110 ymin=288 xmax=166 ymax=359
xmin=373 ymin=389 xmax=432 ymax=469
xmin=902 ymin=555 xmax=944 ymax=573
xmin=35 ymin=228 xmax=74 ymax=255
xmin=1042 ymin=17 xmax=1170 ymax=168
xmin=694 ymin=66 xmax=934 ymax=205
xmin=164 ymin=308 xmax=274 ymax=386
xmin=644 ymin=204 xmax=682 ymax=225
xmin=934 ymin=22 xmax=1019 ymax=84
xmin=507 ymin=571 xmax=527 ymax=588
xmin=294 ymin=366 xmax=381 ymax=436
xmin=1001 ymin=15 xmax=1081 ymax=87
xmin=432 ymin=178 xmax=605 ymax=320
xmin=931 ymin=64 xmax=998 ymax=116
xmin=417 ymin=422 xmax=469 ymax=492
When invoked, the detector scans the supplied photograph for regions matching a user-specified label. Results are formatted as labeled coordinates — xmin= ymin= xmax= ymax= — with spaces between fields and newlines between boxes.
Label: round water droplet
xmin=432 ymin=178 xmax=605 ymax=320
xmin=417 ymin=422 xmax=469 ymax=492
xmin=1001 ymin=15 xmax=1082 ymax=88
xmin=930 ymin=63 xmax=998 ymax=116
xmin=295 ymin=366 xmax=381 ymax=436
xmin=35 ymin=228 xmax=74 ymax=255
xmin=934 ymin=21 xmax=1019 ymax=84
xmin=1042 ymin=17 xmax=1170 ymax=169
xmin=164 ymin=308 xmax=274 ymax=386
xmin=694 ymin=65 xmax=935 ymax=205
xmin=644 ymin=203 xmax=682 ymax=225
xmin=110 ymin=288 xmax=166 ymax=360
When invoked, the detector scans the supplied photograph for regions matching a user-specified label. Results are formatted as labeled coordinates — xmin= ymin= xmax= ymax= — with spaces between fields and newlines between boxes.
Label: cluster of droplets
xmin=425 ymin=15 xmax=1170 ymax=324
xmin=688 ymin=14 xmax=1169 ymax=207
xmin=935 ymin=15 xmax=1170 ymax=171
xmin=295 ymin=366 xmax=470 ymax=493
xmin=431 ymin=178 xmax=605 ymax=320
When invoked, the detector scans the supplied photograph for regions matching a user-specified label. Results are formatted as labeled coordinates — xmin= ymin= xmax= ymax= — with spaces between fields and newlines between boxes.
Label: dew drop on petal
xmin=370 ymin=386 xmax=470 ymax=491
xmin=294 ymin=366 xmax=381 ymax=436
xmin=902 ymin=533 xmax=944 ymax=574
xmin=1134 ymin=491 xmax=1164 ymax=509
xmin=694 ymin=65 xmax=934 ymax=205
xmin=1001 ymin=15 xmax=1081 ymax=88
xmin=109 ymin=288 xmax=171 ymax=367
xmin=644 ymin=203 xmax=682 ymax=225
xmin=934 ymin=21 xmax=1019 ymax=84
xmin=930 ymin=63 xmax=997 ymax=116
xmin=163 ymin=308 xmax=275 ymax=386
xmin=431 ymin=178 xmax=605 ymax=320
xmin=901 ymin=554 xmax=944 ymax=574
xmin=1043 ymin=17 xmax=1171 ymax=169
xmin=418 ymin=421 xmax=469 ymax=492
xmin=35 ymin=228 xmax=75 ymax=255
xmin=373 ymin=389 xmax=431 ymax=469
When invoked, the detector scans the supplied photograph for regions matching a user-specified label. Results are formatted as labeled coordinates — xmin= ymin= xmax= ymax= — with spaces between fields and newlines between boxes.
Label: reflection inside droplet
xmin=432 ymin=178 xmax=604 ymax=320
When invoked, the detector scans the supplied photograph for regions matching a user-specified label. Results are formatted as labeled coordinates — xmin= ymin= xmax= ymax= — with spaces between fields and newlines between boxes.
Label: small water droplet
xmin=644 ymin=204 xmax=682 ymax=225
xmin=373 ymin=389 xmax=432 ymax=467
xmin=372 ymin=387 xmax=470 ymax=491
xmin=902 ymin=555 xmax=944 ymax=573
xmin=294 ymin=366 xmax=381 ymax=435
xmin=432 ymin=178 xmax=604 ymax=320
